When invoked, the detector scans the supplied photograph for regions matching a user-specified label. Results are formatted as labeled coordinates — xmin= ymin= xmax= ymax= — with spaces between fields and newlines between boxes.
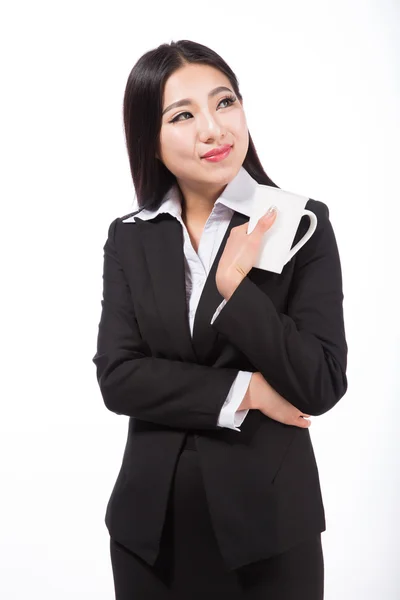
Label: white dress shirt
xmin=122 ymin=166 xmax=260 ymax=432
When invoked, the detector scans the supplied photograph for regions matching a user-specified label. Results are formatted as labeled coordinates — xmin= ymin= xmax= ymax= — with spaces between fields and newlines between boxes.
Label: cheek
xmin=235 ymin=115 xmax=249 ymax=152
xmin=160 ymin=128 xmax=191 ymax=159
xmin=158 ymin=132 xmax=195 ymax=175
xmin=232 ymin=111 xmax=248 ymax=137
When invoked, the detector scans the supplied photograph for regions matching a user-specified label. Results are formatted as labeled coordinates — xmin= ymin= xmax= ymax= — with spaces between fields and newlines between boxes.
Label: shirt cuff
xmin=217 ymin=371 xmax=253 ymax=432
xmin=210 ymin=298 xmax=228 ymax=325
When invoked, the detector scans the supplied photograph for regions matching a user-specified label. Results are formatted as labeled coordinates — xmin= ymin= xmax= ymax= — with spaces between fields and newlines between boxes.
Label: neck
xmin=178 ymin=179 xmax=227 ymax=226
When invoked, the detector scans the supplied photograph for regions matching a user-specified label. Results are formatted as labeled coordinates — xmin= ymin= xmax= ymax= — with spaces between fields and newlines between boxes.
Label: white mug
xmin=247 ymin=185 xmax=318 ymax=274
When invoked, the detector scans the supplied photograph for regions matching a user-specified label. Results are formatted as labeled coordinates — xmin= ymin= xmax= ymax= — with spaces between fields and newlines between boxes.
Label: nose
xmin=197 ymin=111 xmax=224 ymax=141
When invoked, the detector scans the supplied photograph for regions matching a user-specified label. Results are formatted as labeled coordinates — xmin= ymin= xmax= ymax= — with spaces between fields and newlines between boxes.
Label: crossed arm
xmin=92 ymin=201 xmax=347 ymax=431
xmin=92 ymin=217 xmax=252 ymax=431
xmin=210 ymin=201 xmax=348 ymax=416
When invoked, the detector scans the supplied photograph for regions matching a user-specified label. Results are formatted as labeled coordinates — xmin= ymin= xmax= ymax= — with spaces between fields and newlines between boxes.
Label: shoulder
xmin=102 ymin=209 xmax=143 ymax=250
xmin=305 ymin=198 xmax=329 ymax=220
xmin=119 ymin=208 xmax=143 ymax=222
xmin=296 ymin=197 xmax=341 ymax=266
xmin=107 ymin=208 xmax=143 ymax=236
xmin=301 ymin=197 xmax=332 ymax=242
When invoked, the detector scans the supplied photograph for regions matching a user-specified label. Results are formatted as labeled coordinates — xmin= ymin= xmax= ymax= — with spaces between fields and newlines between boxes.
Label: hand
xmin=215 ymin=206 xmax=278 ymax=300
xmin=249 ymin=372 xmax=312 ymax=429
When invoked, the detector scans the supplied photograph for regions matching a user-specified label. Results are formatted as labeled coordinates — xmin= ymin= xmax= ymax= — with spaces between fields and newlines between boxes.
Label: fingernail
xmin=264 ymin=205 xmax=277 ymax=218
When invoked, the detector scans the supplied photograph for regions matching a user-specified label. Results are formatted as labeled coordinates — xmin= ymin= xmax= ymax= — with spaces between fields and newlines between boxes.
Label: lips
xmin=201 ymin=144 xmax=232 ymax=158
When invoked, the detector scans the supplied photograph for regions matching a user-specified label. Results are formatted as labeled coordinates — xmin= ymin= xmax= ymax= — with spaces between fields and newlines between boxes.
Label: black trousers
xmin=110 ymin=433 xmax=324 ymax=599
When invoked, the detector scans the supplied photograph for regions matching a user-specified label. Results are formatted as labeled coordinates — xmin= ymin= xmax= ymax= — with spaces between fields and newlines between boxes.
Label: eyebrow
xmin=162 ymin=86 xmax=233 ymax=116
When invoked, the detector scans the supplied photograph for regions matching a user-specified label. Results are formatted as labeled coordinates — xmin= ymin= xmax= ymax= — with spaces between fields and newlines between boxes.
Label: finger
xmin=251 ymin=206 xmax=278 ymax=239
xmin=300 ymin=414 xmax=311 ymax=421
xmin=231 ymin=222 xmax=250 ymax=235
xmin=260 ymin=206 xmax=278 ymax=225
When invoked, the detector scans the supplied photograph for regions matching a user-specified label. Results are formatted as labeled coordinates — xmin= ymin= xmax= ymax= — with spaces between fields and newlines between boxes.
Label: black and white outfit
xmin=92 ymin=166 xmax=348 ymax=599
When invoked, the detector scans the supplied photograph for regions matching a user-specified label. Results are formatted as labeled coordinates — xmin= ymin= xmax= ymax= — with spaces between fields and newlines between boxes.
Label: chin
xmin=209 ymin=160 xmax=243 ymax=180
xmin=205 ymin=169 xmax=236 ymax=185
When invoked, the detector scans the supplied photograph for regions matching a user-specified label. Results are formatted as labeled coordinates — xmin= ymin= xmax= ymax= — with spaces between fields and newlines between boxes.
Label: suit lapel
xmin=192 ymin=210 xmax=249 ymax=363
xmin=134 ymin=210 xmax=249 ymax=364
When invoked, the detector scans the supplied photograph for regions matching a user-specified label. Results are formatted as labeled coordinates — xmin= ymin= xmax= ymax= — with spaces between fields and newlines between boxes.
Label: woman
xmin=92 ymin=39 xmax=348 ymax=599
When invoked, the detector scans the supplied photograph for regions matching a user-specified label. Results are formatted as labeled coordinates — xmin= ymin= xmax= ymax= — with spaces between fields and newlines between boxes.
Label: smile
xmin=202 ymin=146 xmax=232 ymax=162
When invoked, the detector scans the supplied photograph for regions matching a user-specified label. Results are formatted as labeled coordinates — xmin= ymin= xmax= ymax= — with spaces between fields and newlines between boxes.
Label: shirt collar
xmin=122 ymin=166 xmax=259 ymax=223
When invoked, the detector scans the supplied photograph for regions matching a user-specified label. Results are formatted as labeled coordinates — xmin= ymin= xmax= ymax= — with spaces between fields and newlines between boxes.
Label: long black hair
xmin=123 ymin=39 xmax=279 ymax=212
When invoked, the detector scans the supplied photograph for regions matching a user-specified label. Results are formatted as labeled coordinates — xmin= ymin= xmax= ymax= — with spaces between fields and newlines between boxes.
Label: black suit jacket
xmin=92 ymin=198 xmax=348 ymax=571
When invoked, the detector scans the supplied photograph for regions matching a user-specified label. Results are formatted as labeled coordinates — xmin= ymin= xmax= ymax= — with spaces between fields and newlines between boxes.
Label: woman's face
xmin=158 ymin=63 xmax=249 ymax=191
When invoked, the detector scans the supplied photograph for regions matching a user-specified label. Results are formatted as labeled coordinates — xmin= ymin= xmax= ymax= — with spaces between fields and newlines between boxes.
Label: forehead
xmin=163 ymin=64 xmax=231 ymax=102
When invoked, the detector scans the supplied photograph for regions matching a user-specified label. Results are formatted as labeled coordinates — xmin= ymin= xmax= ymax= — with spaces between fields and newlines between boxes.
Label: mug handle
xmin=285 ymin=209 xmax=318 ymax=264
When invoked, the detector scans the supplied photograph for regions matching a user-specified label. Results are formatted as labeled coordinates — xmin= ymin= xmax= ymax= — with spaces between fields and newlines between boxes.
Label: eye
xmin=169 ymin=94 xmax=237 ymax=123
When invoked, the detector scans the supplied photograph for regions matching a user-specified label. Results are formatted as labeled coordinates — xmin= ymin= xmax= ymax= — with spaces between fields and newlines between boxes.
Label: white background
xmin=1 ymin=0 xmax=399 ymax=598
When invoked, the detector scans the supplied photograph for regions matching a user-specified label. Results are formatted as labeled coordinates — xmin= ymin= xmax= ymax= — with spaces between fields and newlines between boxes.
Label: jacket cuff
xmin=210 ymin=298 xmax=228 ymax=325
xmin=217 ymin=370 xmax=252 ymax=432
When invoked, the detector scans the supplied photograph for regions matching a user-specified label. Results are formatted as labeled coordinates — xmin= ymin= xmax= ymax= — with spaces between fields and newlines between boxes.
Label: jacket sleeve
xmin=210 ymin=201 xmax=348 ymax=416
xmin=92 ymin=218 xmax=243 ymax=430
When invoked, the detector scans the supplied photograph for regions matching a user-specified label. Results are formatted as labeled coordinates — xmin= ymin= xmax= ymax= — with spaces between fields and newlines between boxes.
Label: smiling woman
xmin=93 ymin=38 xmax=346 ymax=600
xmin=157 ymin=62 xmax=251 ymax=211
xmin=122 ymin=40 xmax=279 ymax=218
